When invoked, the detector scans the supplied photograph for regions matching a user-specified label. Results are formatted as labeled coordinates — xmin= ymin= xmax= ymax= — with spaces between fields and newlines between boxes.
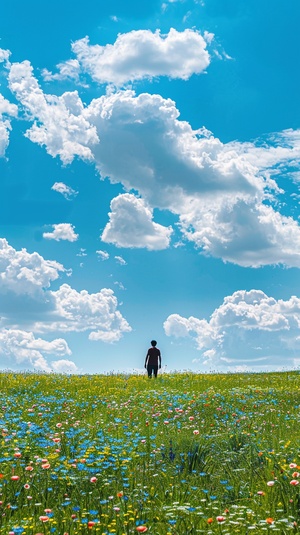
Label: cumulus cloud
xmin=8 ymin=60 xmax=300 ymax=267
xmin=33 ymin=283 xmax=131 ymax=342
xmin=114 ymin=255 xmax=127 ymax=265
xmin=41 ymin=59 xmax=81 ymax=84
xmin=96 ymin=250 xmax=109 ymax=260
xmin=8 ymin=60 xmax=99 ymax=163
xmin=164 ymin=290 xmax=300 ymax=371
xmin=0 ymin=48 xmax=11 ymax=64
xmin=101 ymin=194 xmax=173 ymax=250
xmin=0 ymin=328 xmax=72 ymax=372
xmin=51 ymin=359 xmax=79 ymax=373
xmin=72 ymin=29 xmax=210 ymax=86
xmin=0 ymin=93 xmax=18 ymax=156
xmin=0 ymin=238 xmax=65 ymax=297
xmin=51 ymin=182 xmax=78 ymax=200
xmin=0 ymin=239 xmax=131 ymax=345
xmin=43 ymin=223 xmax=79 ymax=242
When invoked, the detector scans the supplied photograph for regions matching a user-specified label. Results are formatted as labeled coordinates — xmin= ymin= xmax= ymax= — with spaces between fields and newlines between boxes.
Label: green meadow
xmin=0 ymin=371 xmax=300 ymax=534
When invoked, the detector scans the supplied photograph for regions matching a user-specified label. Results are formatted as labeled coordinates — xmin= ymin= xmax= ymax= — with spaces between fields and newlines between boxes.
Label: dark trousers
xmin=147 ymin=364 xmax=158 ymax=378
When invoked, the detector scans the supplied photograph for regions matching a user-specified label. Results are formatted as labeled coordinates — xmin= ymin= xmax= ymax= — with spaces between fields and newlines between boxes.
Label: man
xmin=145 ymin=340 xmax=161 ymax=378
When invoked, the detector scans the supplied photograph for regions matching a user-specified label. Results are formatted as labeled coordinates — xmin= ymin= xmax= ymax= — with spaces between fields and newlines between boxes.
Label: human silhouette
xmin=145 ymin=340 xmax=161 ymax=378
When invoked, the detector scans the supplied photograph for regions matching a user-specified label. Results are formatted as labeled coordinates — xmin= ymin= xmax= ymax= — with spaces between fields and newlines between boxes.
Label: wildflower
xmin=117 ymin=491 xmax=123 ymax=497
xmin=41 ymin=463 xmax=50 ymax=469
xmin=11 ymin=476 xmax=20 ymax=481
xmin=257 ymin=491 xmax=265 ymax=495
xmin=292 ymin=471 xmax=300 ymax=478
xmin=193 ymin=430 xmax=199 ymax=435
xmin=136 ymin=527 xmax=148 ymax=533
xmin=24 ymin=484 xmax=30 ymax=490
xmin=90 ymin=477 xmax=97 ymax=483
xmin=266 ymin=518 xmax=274 ymax=524
xmin=289 ymin=463 xmax=297 ymax=468
xmin=39 ymin=516 xmax=50 ymax=522
xmin=290 ymin=479 xmax=299 ymax=486
xmin=207 ymin=518 xmax=213 ymax=524
xmin=216 ymin=516 xmax=225 ymax=522
xmin=267 ymin=480 xmax=275 ymax=486
xmin=25 ymin=466 xmax=33 ymax=471
xmin=87 ymin=521 xmax=95 ymax=528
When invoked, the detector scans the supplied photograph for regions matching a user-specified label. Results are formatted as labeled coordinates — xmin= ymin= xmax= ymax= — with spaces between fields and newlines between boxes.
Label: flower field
xmin=1 ymin=371 xmax=300 ymax=534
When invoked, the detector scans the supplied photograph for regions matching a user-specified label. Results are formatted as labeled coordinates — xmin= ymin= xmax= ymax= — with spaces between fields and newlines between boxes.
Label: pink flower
xmin=216 ymin=516 xmax=225 ymax=522
xmin=193 ymin=430 xmax=199 ymax=435
xmin=289 ymin=463 xmax=297 ymax=468
xmin=11 ymin=475 xmax=20 ymax=481
xmin=290 ymin=479 xmax=299 ymax=486
xmin=39 ymin=516 xmax=49 ymax=522
xmin=267 ymin=480 xmax=275 ymax=486
xmin=90 ymin=477 xmax=97 ymax=483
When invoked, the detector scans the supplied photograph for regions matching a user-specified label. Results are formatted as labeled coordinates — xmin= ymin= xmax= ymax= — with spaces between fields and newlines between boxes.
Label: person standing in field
xmin=145 ymin=340 xmax=161 ymax=378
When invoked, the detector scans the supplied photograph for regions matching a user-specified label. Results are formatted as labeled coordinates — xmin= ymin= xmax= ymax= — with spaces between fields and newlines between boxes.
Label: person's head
xmin=151 ymin=340 xmax=157 ymax=347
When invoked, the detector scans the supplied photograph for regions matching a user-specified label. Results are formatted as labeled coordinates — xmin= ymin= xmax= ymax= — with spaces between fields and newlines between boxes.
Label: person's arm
xmin=158 ymin=350 xmax=161 ymax=368
xmin=145 ymin=351 xmax=149 ymax=368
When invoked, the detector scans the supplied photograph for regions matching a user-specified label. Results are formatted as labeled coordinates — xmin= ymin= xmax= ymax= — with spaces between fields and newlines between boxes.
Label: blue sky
xmin=1 ymin=0 xmax=300 ymax=374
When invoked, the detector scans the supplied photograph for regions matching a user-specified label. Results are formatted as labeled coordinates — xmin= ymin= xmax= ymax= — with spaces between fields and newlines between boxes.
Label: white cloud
xmin=0 ymin=328 xmax=72 ymax=372
xmin=72 ymin=28 xmax=210 ymax=86
xmin=164 ymin=290 xmax=300 ymax=370
xmin=96 ymin=249 xmax=109 ymax=260
xmin=51 ymin=181 xmax=78 ymax=200
xmin=76 ymin=248 xmax=87 ymax=257
xmin=33 ymin=283 xmax=131 ymax=342
xmin=43 ymin=223 xmax=79 ymax=242
xmin=8 ymin=60 xmax=300 ymax=267
xmin=51 ymin=359 xmax=79 ymax=373
xmin=0 ymin=238 xmax=65 ymax=297
xmin=85 ymin=91 xmax=300 ymax=266
xmin=114 ymin=255 xmax=127 ymax=265
xmin=0 ymin=239 xmax=130 ymax=346
xmin=41 ymin=59 xmax=81 ymax=83
xmin=0 ymin=93 xmax=18 ymax=156
xmin=0 ymin=48 xmax=11 ymax=65
xmin=101 ymin=194 xmax=173 ymax=250
xmin=8 ymin=60 xmax=99 ymax=163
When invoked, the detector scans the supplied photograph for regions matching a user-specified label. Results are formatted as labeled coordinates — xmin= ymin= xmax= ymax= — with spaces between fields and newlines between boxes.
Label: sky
xmin=0 ymin=0 xmax=300 ymax=374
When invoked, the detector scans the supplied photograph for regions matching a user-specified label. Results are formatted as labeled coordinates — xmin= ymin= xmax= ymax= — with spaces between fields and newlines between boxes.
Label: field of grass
xmin=0 ymin=371 xmax=300 ymax=534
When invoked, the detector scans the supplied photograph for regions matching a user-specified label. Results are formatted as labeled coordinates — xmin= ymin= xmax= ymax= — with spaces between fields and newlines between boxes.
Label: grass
xmin=0 ymin=371 xmax=300 ymax=534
